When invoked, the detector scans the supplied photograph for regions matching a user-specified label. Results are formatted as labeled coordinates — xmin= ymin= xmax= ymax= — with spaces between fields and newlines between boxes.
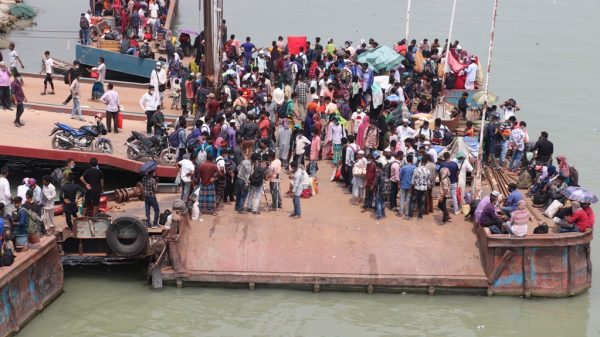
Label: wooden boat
xmin=75 ymin=0 xmax=178 ymax=81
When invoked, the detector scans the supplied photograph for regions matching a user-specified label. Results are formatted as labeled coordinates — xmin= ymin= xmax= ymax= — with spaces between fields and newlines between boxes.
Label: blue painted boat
xmin=76 ymin=44 xmax=157 ymax=80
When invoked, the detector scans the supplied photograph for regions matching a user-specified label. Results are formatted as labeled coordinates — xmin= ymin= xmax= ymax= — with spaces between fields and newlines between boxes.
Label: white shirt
xmin=9 ymin=50 xmax=18 ymax=68
xmin=0 ymin=176 xmax=10 ymax=206
xmin=396 ymin=125 xmax=416 ymax=142
xmin=42 ymin=183 xmax=56 ymax=208
xmin=295 ymin=135 xmax=311 ymax=155
xmin=97 ymin=63 xmax=106 ymax=83
xmin=178 ymin=159 xmax=194 ymax=183
xmin=149 ymin=3 xmax=159 ymax=18
xmin=504 ymin=107 xmax=516 ymax=121
xmin=396 ymin=86 xmax=405 ymax=102
xmin=150 ymin=68 xmax=167 ymax=88
xmin=17 ymin=184 xmax=28 ymax=201
xmin=44 ymin=57 xmax=53 ymax=74
xmin=139 ymin=92 xmax=160 ymax=111
xmin=426 ymin=147 xmax=438 ymax=163
xmin=351 ymin=111 xmax=366 ymax=134
xmin=466 ymin=63 xmax=477 ymax=83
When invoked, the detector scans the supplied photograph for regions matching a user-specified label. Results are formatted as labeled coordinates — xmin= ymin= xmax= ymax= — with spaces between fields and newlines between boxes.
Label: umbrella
xmin=471 ymin=90 xmax=498 ymax=106
xmin=179 ymin=28 xmax=199 ymax=36
xmin=560 ymin=186 xmax=598 ymax=204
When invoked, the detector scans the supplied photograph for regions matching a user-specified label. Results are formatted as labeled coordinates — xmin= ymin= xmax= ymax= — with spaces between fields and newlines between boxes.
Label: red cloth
xmin=258 ymin=118 xmax=270 ymax=138
xmin=583 ymin=206 xmax=595 ymax=230
xmin=287 ymin=36 xmax=307 ymax=55
xmin=365 ymin=162 xmax=377 ymax=187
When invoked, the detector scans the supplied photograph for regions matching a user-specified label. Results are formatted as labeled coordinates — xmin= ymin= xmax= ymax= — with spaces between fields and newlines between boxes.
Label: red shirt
xmin=211 ymin=124 xmax=222 ymax=138
xmin=206 ymin=99 xmax=220 ymax=120
xmin=258 ymin=118 xmax=270 ymax=138
xmin=568 ymin=209 xmax=593 ymax=232
xmin=196 ymin=162 xmax=219 ymax=186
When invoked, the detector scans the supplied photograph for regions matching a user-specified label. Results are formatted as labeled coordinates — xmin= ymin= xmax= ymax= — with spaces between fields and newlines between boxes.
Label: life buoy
xmin=106 ymin=216 xmax=148 ymax=257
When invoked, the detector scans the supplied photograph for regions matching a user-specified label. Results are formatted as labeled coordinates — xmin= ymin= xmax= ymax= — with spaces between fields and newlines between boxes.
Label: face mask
xmin=417 ymin=155 xmax=423 ymax=161
xmin=70 ymin=164 xmax=75 ymax=169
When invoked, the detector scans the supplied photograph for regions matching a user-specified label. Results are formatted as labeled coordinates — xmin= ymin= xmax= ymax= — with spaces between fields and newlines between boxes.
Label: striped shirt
xmin=509 ymin=209 xmax=530 ymax=237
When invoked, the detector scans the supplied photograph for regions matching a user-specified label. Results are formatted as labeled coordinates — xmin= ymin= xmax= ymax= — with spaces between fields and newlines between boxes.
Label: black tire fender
xmin=106 ymin=216 xmax=148 ymax=257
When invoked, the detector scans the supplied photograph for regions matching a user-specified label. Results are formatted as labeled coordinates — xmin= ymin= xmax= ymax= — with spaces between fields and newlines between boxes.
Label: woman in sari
xmin=356 ymin=115 xmax=370 ymax=149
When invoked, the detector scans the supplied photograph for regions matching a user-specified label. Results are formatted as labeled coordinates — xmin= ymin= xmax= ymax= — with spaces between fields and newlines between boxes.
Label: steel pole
xmin=473 ymin=0 xmax=500 ymax=199
xmin=405 ymin=0 xmax=412 ymax=44
xmin=442 ymin=0 xmax=458 ymax=85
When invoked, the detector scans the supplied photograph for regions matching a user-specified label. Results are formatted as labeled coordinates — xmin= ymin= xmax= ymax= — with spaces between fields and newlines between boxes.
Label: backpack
xmin=159 ymin=209 xmax=172 ymax=225
xmin=441 ymin=127 xmax=453 ymax=145
xmin=50 ymin=168 xmax=66 ymax=187
xmin=25 ymin=209 xmax=43 ymax=234
xmin=79 ymin=16 xmax=90 ymax=29
xmin=249 ymin=166 xmax=266 ymax=186
xmin=1 ymin=242 xmax=14 ymax=266
xmin=533 ymin=222 xmax=549 ymax=234
xmin=168 ymin=127 xmax=182 ymax=147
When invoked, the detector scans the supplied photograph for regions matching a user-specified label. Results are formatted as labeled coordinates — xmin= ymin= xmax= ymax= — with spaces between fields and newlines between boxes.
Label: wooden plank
xmin=488 ymin=249 xmax=514 ymax=285
xmin=485 ymin=231 xmax=593 ymax=247
xmin=523 ymin=247 xmax=532 ymax=298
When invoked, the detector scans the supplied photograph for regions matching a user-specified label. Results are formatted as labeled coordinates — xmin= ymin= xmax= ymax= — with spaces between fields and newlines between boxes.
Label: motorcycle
xmin=124 ymin=123 xmax=177 ymax=165
xmin=49 ymin=120 xmax=112 ymax=154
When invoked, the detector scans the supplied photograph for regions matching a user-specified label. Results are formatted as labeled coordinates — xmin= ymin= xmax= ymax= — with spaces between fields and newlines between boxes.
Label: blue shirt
xmin=240 ymin=42 xmax=255 ymax=59
xmin=0 ymin=217 xmax=4 ymax=246
xmin=399 ymin=163 xmax=416 ymax=190
xmin=505 ymin=190 xmax=523 ymax=212
xmin=439 ymin=161 xmax=459 ymax=184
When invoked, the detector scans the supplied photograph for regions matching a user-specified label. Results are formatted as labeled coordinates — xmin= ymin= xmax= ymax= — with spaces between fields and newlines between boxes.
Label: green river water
xmin=8 ymin=0 xmax=600 ymax=336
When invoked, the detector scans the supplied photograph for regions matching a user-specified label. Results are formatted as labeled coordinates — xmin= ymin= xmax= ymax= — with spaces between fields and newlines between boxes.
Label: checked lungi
xmin=198 ymin=183 xmax=216 ymax=213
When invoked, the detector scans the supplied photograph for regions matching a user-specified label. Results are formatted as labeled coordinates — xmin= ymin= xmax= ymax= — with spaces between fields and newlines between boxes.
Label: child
xmin=171 ymin=78 xmax=181 ymax=110
xmin=185 ymin=76 xmax=195 ymax=113
xmin=464 ymin=120 xmax=474 ymax=137
xmin=309 ymin=126 xmax=321 ymax=176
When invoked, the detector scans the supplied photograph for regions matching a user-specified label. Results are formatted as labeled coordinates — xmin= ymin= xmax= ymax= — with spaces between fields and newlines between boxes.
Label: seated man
xmin=501 ymin=183 xmax=522 ymax=216
xmin=477 ymin=191 xmax=506 ymax=234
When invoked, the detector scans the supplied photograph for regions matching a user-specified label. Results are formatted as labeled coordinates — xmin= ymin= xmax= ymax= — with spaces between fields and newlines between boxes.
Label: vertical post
xmin=473 ymin=0 xmax=500 ymax=199
xmin=441 ymin=0 xmax=458 ymax=85
xmin=203 ymin=0 xmax=215 ymax=78
xmin=404 ymin=0 xmax=412 ymax=44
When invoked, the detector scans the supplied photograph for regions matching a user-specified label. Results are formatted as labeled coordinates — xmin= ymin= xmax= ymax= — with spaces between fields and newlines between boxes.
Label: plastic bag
xmin=191 ymin=201 xmax=200 ymax=220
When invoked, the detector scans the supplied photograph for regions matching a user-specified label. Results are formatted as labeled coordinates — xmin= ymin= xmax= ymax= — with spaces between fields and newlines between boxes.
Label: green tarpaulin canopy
xmin=356 ymin=45 xmax=404 ymax=73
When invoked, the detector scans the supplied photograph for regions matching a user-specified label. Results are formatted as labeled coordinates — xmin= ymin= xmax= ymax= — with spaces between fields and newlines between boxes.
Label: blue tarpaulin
xmin=356 ymin=45 xmax=404 ymax=73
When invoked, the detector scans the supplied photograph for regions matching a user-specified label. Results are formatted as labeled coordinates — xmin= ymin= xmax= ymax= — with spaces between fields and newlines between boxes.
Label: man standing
xmin=92 ymin=57 xmax=106 ymax=100
xmin=8 ymin=42 xmax=24 ymax=81
xmin=60 ymin=173 xmax=85 ymax=231
xmin=177 ymin=154 xmax=195 ymax=202
xmin=142 ymin=169 xmax=160 ymax=228
xmin=409 ymin=156 xmax=431 ymax=220
xmin=240 ymin=115 xmax=259 ymax=159
xmin=439 ymin=152 xmax=460 ymax=215
xmin=150 ymin=62 xmax=167 ymax=104
xmin=240 ymin=36 xmax=257 ymax=67
xmin=40 ymin=51 xmax=55 ymax=95
xmin=100 ymin=82 xmax=120 ymax=133
xmin=295 ymin=78 xmax=308 ymax=121
xmin=464 ymin=57 xmax=478 ymax=90
xmin=70 ymin=72 xmax=84 ymax=121
xmin=247 ymin=154 xmax=267 ymax=214
xmin=41 ymin=175 xmax=56 ymax=231
xmin=139 ymin=85 xmax=159 ymax=134
xmin=63 ymin=60 xmax=80 ymax=105
xmin=290 ymin=161 xmax=305 ymax=218
xmin=79 ymin=13 xmax=91 ymax=45
xmin=0 ymin=167 xmax=10 ymax=216
xmin=10 ymin=77 xmax=26 ymax=127
xmin=532 ymin=131 xmax=554 ymax=166
xmin=268 ymin=152 xmax=282 ymax=210
xmin=80 ymin=158 xmax=104 ymax=216
xmin=235 ymin=154 xmax=252 ymax=214
xmin=398 ymin=154 xmax=416 ymax=219
xmin=389 ymin=151 xmax=403 ymax=211
xmin=150 ymin=105 xmax=165 ymax=136
xmin=194 ymin=153 xmax=221 ymax=216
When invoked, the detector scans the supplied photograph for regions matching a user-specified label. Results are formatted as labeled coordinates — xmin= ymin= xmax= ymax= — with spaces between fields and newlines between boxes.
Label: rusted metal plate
xmin=0 ymin=237 xmax=64 ymax=336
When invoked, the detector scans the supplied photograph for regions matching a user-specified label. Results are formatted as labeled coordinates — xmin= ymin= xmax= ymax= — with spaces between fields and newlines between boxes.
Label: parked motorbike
xmin=124 ymin=123 xmax=177 ymax=165
xmin=49 ymin=119 xmax=112 ymax=154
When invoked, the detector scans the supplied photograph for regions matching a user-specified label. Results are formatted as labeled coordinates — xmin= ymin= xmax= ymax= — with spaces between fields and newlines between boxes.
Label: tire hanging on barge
xmin=106 ymin=216 xmax=149 ymax=257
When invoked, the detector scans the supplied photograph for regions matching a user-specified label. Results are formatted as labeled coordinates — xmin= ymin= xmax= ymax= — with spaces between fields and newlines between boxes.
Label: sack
xmin=191 ymin=201 xmax=200 ymax=220
xmin=159 ymin=209 xmax=172 ymax=225
xmin=168 ymin=128 xmax=182 ymax=147
xmin=543 ymin=200 xmax=563 ymax=218
xmin=25 ymin=209 xmax=43 ymax=234
xmin=352 ymin=165 xmax=366 ymax=177
xmin=1 ymin=243 xmax=14 ymax=266
xmin=516 ymin=170 xmax=532 ymax=189
xmin=532 ymin=192 xmax=547 ymax=206
xmin=533 ymin=222 xmax=549 ymax=234
xmin=79 ymin=16 xmax=90 ymax=29
xmin=50 ymin=168 xmax=66 ymax=187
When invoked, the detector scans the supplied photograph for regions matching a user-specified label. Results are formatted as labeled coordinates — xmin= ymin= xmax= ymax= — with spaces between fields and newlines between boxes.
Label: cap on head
xmin=491 ymin=190 xmax=501 ymax=197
